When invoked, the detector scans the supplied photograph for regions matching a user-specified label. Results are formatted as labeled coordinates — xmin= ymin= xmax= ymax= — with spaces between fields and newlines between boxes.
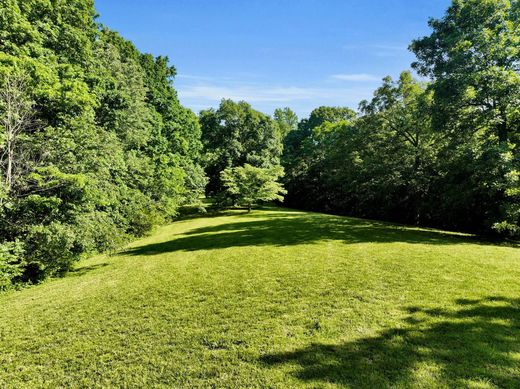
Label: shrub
xmin=0 ymin=241 xmax=24 ymax=291
xmin=24 ymin=223 xmax=78 ymax=280
xmin=73 ymin=211 xmax=127 ymax=254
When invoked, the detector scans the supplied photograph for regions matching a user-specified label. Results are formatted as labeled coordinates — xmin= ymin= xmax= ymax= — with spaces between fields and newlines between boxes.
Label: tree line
xmin=200 ymin=0 xmax=518 ymax=239
xmin=0 ymin=0 xmax=206 ymax=288
xmin=281 ymin=0 xmax=518 ymax=237
xmin=0 ymin=0 xmax=518 ymax=290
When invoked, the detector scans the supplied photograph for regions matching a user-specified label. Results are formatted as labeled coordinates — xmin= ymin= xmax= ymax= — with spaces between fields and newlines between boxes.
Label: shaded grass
xmin=122 ymin=210 xmax=486 ymax=257
xmin=0 ymin=208 xmax=519 ymax=387
xmin=261 ymin=296 xmax=520 ymax=388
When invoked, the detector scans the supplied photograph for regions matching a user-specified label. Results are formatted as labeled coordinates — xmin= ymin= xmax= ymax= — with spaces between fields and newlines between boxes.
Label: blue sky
xmin=95 ymin=0 xmax=451 ymax=118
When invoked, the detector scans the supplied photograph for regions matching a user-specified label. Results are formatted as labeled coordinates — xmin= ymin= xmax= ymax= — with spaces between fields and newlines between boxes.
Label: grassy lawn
xmin=0 ymin=208 xmax=519 ymax=388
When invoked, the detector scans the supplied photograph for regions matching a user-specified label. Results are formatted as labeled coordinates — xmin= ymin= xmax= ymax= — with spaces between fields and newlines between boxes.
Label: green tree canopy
xmin=0 ymin=0 xmax=206 ymax=287
xmin=220 ymin=164 xmax=286 ymax=211
xmin=274 ymin=107 xmax=298 ymax=138
xmin=411 ymin=0 xmax=520 ymax=144
xmin=200 ymin=99 xmax=283 ymax=196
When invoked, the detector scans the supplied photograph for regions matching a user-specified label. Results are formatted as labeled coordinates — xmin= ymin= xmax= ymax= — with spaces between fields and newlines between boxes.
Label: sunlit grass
xmin=0 ymin=208 xmax=518 ymax=387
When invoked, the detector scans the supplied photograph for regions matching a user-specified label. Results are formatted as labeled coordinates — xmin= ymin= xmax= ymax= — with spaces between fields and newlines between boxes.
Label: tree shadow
xmin=68 ymin=263 xmax=109 ymax=277
xmin=260 ymin=296 xmax=520 ymax=388
xmin=122 ymin=212 xmax=492 ymax=257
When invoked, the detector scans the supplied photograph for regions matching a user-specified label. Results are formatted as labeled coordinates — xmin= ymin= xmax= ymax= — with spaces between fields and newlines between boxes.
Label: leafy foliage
xmin=221 ymin=164 xmax=286 ymax=211
xmin=1 ymin=0 xmax=518 ymax=290
xmin=281 ymin=0 xmax=519 ymax=237
xmin=200 ymin=99 xmax=283 ymax=196
xmin=0 ymin=240 xmax=23 ymax=291
xmin=0 ymin=0 xmax=206 ymax=286
xmin=274 ymin=107 xmax=298 ymax=138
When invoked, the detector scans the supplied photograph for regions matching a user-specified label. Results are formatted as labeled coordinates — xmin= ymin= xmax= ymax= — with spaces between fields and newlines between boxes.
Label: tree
xmin=300 ymin=106 xmax=357 ymax=133
xmin=220 ymin=164 xmax=286 ymax=212
xmin=411 ymin=0 xmax=520 ymax=236
xmin=282 ymin=106 xmax=357 ymax=212
xmin=411 ymin=0 xmax=519 ymax=144
xmin=358 ymin=71 xmax=436 ymax=224
xmin=279 ymin=1 xmax=519 ymax=237
xmin=200 ymin=100 xmax=283 ymax=196
xmin=0 ymin=0 xmax=207 ymax=285
xmin=359 ymin=72 xmax=432 ymax=155
xmin=0 ymin=74 xmax=36 ymax=192
xmin=274 ymin=107 xmax=298 ymax=138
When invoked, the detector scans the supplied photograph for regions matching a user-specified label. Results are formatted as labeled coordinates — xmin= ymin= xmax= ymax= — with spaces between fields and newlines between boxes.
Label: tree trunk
xmin=5 ymin=139 xmax=13 ymax=191
xmin=1 ymin=74 xmax=34 ymax=193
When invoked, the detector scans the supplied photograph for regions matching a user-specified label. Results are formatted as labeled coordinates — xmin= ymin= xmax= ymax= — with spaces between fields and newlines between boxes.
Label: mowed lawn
xmin=0 ymin=208 xmax=519 ymax=388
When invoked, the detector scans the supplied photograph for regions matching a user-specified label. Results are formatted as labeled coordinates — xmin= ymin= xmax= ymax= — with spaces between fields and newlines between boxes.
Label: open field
xmin=1 ymin=208 xmax=519 ymax=388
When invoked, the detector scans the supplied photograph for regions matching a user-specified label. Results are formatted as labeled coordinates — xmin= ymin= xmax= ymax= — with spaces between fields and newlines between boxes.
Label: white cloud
xmin=176 ymin=74 xmax=211 ymax=80
xmin=331 ymin=73 xmax=380 ymax=82
xmin=176 ymin=76 xmax=374 ymax=118
xmin=179 ymin=84 xmax=373 ymax=103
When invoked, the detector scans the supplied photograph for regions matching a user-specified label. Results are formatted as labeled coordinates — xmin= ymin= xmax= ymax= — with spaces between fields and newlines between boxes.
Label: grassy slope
xmin=0 ymin=208 xmax=519 ymax=388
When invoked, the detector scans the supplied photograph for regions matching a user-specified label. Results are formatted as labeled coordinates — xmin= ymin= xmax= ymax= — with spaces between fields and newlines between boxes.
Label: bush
xmin=0 ymin=241 xmax=24 ymax=291
xmin=24 ymin=223 xmax=79 ymax=279
xmin=73 ymin=211 xmax=127 ymax=254
xmin=120 ymin=192 xmax=163 ymax=237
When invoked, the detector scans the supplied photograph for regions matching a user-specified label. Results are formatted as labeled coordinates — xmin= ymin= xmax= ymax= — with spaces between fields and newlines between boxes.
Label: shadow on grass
xmin=68 ymin=263 xmax=109 ymax=277
xmin=122 ymin=211 xmax=489 ymax=256
xmin=260 ymin=296 xmax=520 ymax=388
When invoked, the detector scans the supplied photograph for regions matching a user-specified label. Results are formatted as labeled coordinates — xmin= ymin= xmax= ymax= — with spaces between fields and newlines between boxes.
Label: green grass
xmin=1 ymin=208 xmax=519 ymax=388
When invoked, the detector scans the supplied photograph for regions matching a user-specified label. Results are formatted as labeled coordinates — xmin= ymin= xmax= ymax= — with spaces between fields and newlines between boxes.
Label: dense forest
xmin=0 ymin=0 xmax=518 ymax=290
xmin=0 ymin=0 xmax=206 ymax=288
xmin=282 ymin=0 xmax=519 ymax=236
